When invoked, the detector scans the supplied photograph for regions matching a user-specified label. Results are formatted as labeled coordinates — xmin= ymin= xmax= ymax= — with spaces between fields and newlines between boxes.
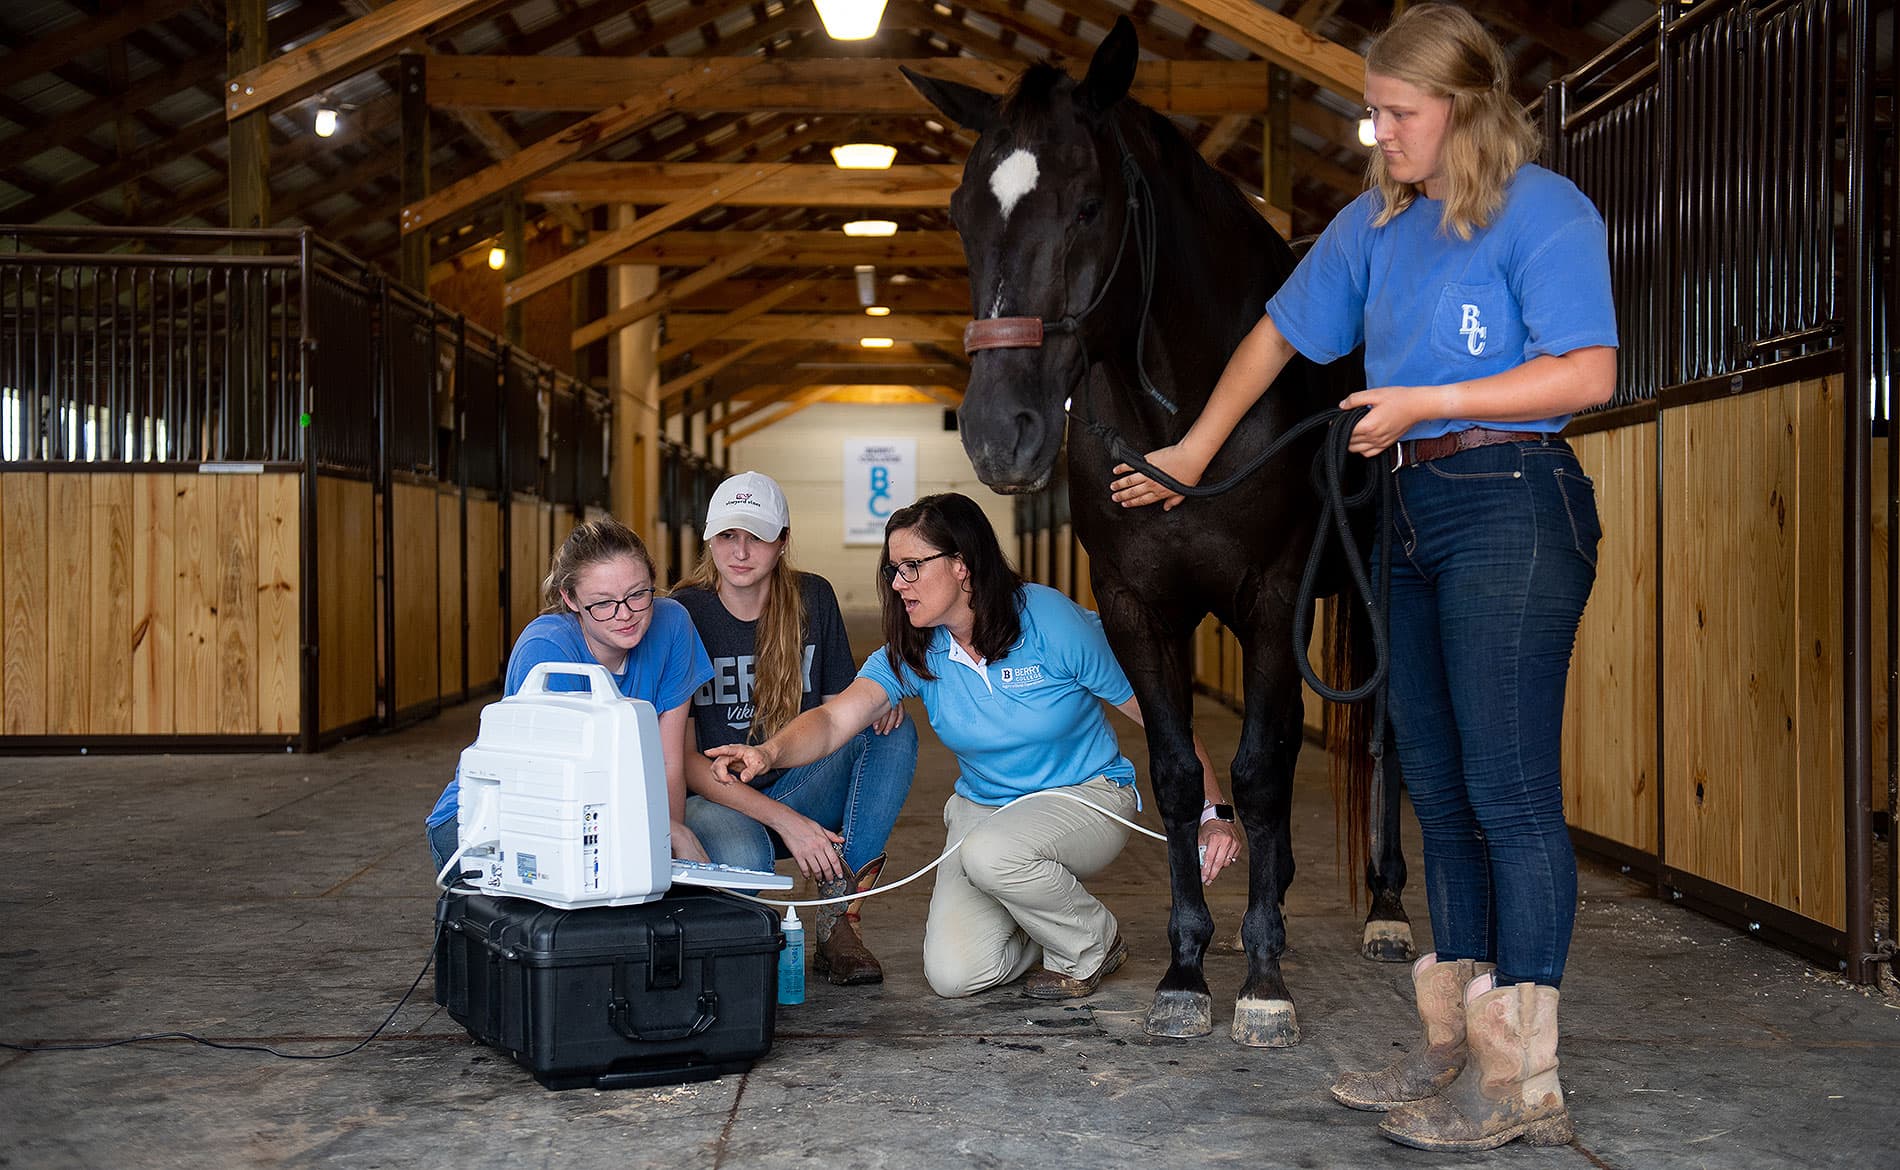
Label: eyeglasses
xmin=880 ymin=551 xmax=950 ymax=583
xmin=581 ymin=588 xmax=656 ymax=621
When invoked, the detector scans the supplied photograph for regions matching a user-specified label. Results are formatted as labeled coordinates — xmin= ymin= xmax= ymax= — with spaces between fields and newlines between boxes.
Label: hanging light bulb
xmin=865 ymin=306 xmax=891 ymax=317
xmin=812 ymin=0 xmax=888 ymax=40
xmin=487 ymin=246 xmax=507 ymax=271
xmin=842 ymin=219 xmax=898 ymax=237
xmin=1358 ymin=117 xmax=1377 ymax=147
xmin=859 ymin=337 xmax=895 ymax=349
xmin=831 ymin=143 xmax=897 ymax=170
xmin=314 ymin=106 xmax=340 ymax=138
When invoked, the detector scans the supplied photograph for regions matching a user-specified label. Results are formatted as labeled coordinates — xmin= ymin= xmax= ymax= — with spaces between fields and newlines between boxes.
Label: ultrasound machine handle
xmin=517 ymin=662 xmax=621 ymax=706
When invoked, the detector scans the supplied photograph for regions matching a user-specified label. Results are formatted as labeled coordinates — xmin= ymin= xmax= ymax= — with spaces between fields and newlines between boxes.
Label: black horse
xmin=905 ymin=18 xmax=1412 ymax=1046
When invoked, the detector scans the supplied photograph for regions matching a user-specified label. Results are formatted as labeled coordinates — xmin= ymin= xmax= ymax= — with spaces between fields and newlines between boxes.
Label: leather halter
xmin=958 ymin=121 xmax=1176 ymax=413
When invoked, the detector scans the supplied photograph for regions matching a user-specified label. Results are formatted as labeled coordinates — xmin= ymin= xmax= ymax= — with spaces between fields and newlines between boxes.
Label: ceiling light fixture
xmin=314 ymin=106 xmax=340 ymax=137
xmin=859 ymin=337 xmax=895 ymax=349
xmin=487 ymin=246 xmax=507 ymax=271
xmin=831 ymin=143 xmax=897 ymax=169
xmin=842 ymin=219 xmax=898 ymax=237
xmin=812 ymin=0 xmax=888 ymax=40
xmin=1358 ymin=117 xmax=1377 ymax=147
xmin=865 ymin=305 xmax=891 ymax=317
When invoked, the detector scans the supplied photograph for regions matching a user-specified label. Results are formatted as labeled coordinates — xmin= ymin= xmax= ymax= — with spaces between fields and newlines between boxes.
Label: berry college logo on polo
xmin=1458 ymin=303 xmax=1488 ymax=356
xmin=997 ymin=664 xmax=1044 ymax=688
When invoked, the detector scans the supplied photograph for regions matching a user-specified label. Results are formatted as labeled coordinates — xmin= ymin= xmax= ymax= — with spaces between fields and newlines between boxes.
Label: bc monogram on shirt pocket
xmin=1432 ymin=281 xmax=1522 ymax=362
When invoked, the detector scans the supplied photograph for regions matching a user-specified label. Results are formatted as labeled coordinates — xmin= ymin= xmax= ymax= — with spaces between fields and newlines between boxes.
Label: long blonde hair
xmin=679 ymin=532 xmax=808 ymax=742
xmin=1364 ymin=3 xmax=1541 ymax=240
xmin=541 ymin=518 xmax=655 ymax=614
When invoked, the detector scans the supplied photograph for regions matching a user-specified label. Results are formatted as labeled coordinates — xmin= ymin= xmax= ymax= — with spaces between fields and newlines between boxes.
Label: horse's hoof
xmin=1231 ymin=998 xmax=1300 ymax=1048
xmin=1211 ymin=925 xmax=1244 ymax=954
xmin=1144 ymin=990 xmax=1214 ymax=1038
xmin=1362 ymin=920 xmax=1416 ymax=963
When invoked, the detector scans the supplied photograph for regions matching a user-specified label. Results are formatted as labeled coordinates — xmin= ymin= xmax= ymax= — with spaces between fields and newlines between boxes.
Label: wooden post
xmin=226 ymin=0 xmax=269 ymax=232
xmin=501 ymin=191 xmax=524 ymax=346
xmin=607 ymin=206 xmax=662 ymax=569
xmin=1262 ymin=65 xmax=1293 ymax=219
xmin=399 ymin=53 xmax=430 ymax=291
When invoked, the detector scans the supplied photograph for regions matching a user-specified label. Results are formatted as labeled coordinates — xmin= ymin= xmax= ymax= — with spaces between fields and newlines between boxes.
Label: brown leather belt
xmin=1391 ymin=427 xmax=1546 ymax=470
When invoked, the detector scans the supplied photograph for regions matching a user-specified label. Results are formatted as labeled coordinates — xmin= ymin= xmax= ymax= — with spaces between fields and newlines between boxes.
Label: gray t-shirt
xmin=673 ymin=574 xmax=857 ymax=782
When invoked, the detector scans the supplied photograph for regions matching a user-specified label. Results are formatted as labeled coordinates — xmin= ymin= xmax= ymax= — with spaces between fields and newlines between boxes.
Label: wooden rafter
xmin=525 ymin=162 xmax=959 ymax=208
xmin=224 ymin=0 xmax=514 ymax=120
xmin=660 ymin=337 xmax=787 ymax=406
xmin=726 ymin=384 xmax=849 ymax=443
xmin=664 ymin=313 xmax=964 ymax=358
xmin=1156 ymin=0 xmax=1365 ymax=102
xmin=659 ymin=279 xmax=822 ymax=361
xmin=571 ymin=233 xmax=788 ymax=351
xmin=399 ymin=57 xmax=762 ymax=238
xmin=1 ymin=0 xmax=198 ymax=83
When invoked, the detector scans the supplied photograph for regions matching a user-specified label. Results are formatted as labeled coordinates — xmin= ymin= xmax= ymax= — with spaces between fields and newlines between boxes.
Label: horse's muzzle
xmin=963 ymin=317 xmax=1047 ymax=352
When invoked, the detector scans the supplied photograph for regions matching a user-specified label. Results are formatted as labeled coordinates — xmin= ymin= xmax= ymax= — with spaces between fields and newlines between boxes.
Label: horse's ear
xmin=1078 ymin=15 xmax=1139 ymax=113
xmin=900 ymin=66 xmax=998 ymax=134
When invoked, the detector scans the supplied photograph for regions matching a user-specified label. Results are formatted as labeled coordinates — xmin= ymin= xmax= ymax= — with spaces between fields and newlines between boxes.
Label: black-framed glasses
xmin=581 ymin=588 xmax=656 ymax=621
xmin=880 ymin=552 xmax=950 ymax=583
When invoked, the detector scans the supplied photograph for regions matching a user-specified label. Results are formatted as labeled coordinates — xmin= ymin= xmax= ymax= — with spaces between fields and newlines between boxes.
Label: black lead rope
xmin=1079 ymin=404 xmax=1396 ymax=852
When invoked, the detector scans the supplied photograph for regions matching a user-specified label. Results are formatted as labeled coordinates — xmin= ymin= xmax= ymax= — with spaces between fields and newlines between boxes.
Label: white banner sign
xmin=843 ymin=438 xmax=916 ymax=544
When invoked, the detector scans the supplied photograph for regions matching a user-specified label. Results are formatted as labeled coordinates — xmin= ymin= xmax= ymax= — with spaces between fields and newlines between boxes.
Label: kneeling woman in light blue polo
xmin=704 ymin=492 xmax=1239 ymax=1000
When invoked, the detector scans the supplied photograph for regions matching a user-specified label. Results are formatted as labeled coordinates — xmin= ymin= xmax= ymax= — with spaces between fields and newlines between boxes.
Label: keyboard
xmin=670 ymin=857 xmax=793 ymax=891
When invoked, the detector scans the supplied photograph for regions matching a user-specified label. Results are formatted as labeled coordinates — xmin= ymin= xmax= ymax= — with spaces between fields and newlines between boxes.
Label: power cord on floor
xmin=1 ymin=921 xmax=441 ymax=1060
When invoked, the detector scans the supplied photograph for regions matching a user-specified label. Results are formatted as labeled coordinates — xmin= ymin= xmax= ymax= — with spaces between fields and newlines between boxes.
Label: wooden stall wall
xmin=0 ymin=471 xmax=300 ymax=740
xmin=1660 ymin=377 xmax=1844 ymax=929
xmin=391 ymin=481 xmax=442 ymax=716
xmin=318 ymin=475 xmax=376 ymax=736
xmin=437 ymin=486 xmax=465 ymax=702
xmin=507 ymin=497 xmax=553 ymax=646
xmin=466 ymin=497 xmax=503 ymax=690
xmin=1563 ymin=423 xmax=1659 ymax=855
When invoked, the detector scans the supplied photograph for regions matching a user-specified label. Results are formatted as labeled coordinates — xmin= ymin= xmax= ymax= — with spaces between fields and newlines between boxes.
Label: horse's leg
xmin=1096 ymin=586 xmax=1217 ymax=1039
xmin=1363 ymin=737 xmax=1417 ymax=962
xmin=1230 ymin=621 xmax=1305 ymax=1048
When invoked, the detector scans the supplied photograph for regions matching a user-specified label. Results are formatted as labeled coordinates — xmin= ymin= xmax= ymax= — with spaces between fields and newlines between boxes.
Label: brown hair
xmin=541 ymin=517 xmax=656 ymax=614
xmin=1364 ymin=3 xmax=1541 ymax=240
xmin=678 ymin=531 xmax=808 ymax=742
xmin=879 ymin=493 xmax=1023 ymax=682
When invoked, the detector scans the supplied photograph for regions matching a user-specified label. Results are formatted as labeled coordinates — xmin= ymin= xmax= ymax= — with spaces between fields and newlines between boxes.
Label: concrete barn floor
xmin=4 ymin=632 xmax=1898 ymax=1169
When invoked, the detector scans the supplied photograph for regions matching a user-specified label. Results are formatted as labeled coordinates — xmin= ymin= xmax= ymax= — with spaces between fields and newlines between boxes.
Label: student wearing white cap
xmin=675 ymin=471 xmax=918 ymax=985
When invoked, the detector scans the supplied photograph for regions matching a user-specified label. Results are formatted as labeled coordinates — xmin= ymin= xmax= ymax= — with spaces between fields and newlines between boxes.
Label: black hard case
xmin=434 ymin=886 xmax=782 ymax=1090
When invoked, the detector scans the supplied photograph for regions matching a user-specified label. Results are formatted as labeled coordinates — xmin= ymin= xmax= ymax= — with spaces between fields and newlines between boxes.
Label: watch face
xmin=1213 ymin=803 xmax=1235 ymax=822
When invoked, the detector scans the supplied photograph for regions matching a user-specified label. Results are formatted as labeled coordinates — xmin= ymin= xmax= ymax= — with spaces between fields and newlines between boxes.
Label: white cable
xmin=722 ymin=786 xmax=1169 ymax=910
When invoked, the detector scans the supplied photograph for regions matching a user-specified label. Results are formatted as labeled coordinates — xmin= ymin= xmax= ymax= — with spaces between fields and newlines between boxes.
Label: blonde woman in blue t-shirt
xmin=705 ymin=492 xmax=1240 ymax=1001
xmin=1109 ymin=4 xmax=1614 ymax=1154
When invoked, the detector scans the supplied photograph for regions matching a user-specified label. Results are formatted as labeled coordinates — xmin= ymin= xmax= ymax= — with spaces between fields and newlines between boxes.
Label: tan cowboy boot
xmin=1378 ymin=973 xmax=1574 ymax=1151
xmin=1330 ymin=954 xmax=1492 ymax=1110
xmin=812 ymin=850 xmax=886 ymax=986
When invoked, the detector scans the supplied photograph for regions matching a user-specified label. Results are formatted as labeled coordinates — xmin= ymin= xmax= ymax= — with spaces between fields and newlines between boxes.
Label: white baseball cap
xmin=704 ymin=470 xmax=790 ymax=541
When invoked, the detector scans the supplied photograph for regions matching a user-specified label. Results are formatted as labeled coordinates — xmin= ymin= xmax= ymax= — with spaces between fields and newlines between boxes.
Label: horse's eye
xmin=1077 ymin=197 xmax=1103 ymax=225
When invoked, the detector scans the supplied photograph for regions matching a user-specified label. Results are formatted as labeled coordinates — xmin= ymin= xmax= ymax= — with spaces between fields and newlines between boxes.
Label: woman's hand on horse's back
xmin=1111 ymin=444 xmax=1203 ymax=511
xmin=1341 ymin=386 xmax=1445 ymax=457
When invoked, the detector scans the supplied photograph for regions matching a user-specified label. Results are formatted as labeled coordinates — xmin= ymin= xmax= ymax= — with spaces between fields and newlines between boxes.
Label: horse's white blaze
xmin=989 ymin=148 xmax=1039 ymax=223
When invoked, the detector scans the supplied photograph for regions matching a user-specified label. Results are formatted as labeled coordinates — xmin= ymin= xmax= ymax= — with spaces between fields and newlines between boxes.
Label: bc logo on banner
xmin=843 ymin=438 xmax=916 ymax=545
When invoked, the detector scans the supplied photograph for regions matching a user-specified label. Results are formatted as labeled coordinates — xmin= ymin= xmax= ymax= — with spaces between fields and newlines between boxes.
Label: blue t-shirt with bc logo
xmin=855 ymin=583 xmax=1136 ymax=805
xmin=1266 ymin=163 xmax=1618 ymax=442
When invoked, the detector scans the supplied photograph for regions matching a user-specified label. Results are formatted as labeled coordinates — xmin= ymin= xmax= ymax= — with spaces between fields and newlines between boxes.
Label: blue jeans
xmin=685 ymin=720 xmax=919 ymax=874
xmin=1382 ymin=439 xmax=1599 ymax=988
xmin=427 ymin=818 xmax=460 ymax=879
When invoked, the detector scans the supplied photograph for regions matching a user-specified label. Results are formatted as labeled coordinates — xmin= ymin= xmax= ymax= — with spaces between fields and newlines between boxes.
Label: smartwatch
xmin=1199 ymin=801 xmax=1235 ymax=826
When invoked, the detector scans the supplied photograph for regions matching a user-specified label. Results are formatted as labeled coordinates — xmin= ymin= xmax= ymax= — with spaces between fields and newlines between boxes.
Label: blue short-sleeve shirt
xmin=1266 ymin=164 xmax=1619 ymax=441
xmin=855 ymin=583 xmax=1136 ymax=805
xmin=426 ymin=601 xmax=715 ymax=826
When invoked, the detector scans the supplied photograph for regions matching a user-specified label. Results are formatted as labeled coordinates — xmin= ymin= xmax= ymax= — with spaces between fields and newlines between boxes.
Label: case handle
xmin=609 ymin=989 xmax=719 ymax=1042
xmin=517 ymin=661 xmax=620 ymax=706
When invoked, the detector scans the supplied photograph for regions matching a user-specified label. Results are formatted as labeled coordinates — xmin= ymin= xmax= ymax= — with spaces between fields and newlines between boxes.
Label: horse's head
xmin=904 ymin=18 xmax=1143 ymax=494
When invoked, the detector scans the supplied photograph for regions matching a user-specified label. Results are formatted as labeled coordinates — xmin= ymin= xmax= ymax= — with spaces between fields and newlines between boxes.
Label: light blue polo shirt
xmin=856 ymin=583 xmax=1136 ymax=805
xmin=426 ymin=602 xmax=714 ymax=827
xmin=1266 ymin=164 xmax=1618 ymax=441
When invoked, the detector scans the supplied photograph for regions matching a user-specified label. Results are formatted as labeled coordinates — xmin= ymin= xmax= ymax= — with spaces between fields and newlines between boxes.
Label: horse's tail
xmin=1323 ymin=595 xmax=1374 ymax=912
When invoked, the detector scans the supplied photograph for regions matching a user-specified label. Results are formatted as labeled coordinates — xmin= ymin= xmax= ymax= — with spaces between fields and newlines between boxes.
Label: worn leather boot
xmin=812 ymin=851 xmax=886 ymax=986
xmin=1330 ymin=954 xmax=1492 ymax=1111
xmin=1378 ymin=974 xmax=1574 ymax=1151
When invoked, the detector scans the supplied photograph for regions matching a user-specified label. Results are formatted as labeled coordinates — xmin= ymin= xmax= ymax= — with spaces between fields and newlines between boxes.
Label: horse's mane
xmin=1132 ymin=104 xmax=1291 ymax=261
xmin=997 ymin=62 xmax=1071 ymax=135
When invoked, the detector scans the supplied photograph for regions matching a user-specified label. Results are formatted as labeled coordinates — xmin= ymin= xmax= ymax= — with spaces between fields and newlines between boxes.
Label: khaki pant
xmin=922 ymin=776 xmax=1137 ymax=998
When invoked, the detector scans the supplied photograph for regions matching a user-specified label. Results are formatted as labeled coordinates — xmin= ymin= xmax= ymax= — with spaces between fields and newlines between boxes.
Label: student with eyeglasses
xmin=705 ymin=492 xmax=1240 ymax=1001
xmin=673 ymin=472 xmax=918 ymax=985
xmin=425 ymin=517 xmax=716 ymax=875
